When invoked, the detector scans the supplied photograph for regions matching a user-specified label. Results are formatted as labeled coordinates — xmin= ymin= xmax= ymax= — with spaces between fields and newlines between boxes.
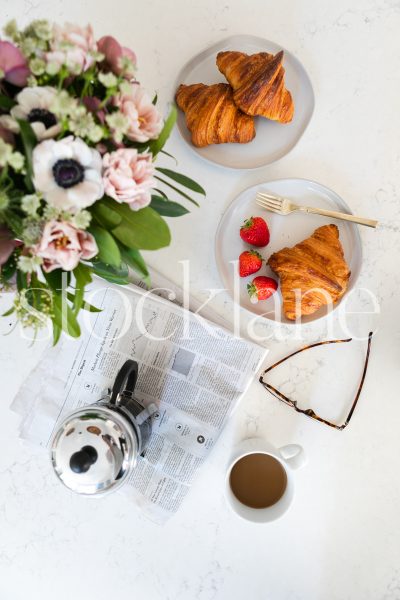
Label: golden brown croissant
xmin=268 ymin=225 xmax=351 ymax=320
xmin=216 ymin=50 xmax=294 ymax=123
xmin=175 ymin=83 xmax=256 ymax=147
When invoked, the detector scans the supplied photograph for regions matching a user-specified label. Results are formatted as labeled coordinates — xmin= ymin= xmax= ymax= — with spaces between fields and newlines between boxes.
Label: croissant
xmin=216 ymin=50 xmax=294 ymax=123
xmin=267 ymin=225 xmax=351 ymax=320
xmin=175 ymin=83 xmax=256 ymax=147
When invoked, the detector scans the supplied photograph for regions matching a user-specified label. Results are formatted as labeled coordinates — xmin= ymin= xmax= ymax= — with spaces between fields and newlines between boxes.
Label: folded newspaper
xmin=12 ymin=272 xmax=267 ymax=523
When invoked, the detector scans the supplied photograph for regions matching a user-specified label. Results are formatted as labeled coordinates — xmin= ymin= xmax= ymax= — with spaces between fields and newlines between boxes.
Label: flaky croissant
xmin=216 ymin=50 xmax=294 ymax=123
xmin=268 ymin=224 xmax=351 ymax=320
xmin=175 ymin=83 xmax=256 ymax=147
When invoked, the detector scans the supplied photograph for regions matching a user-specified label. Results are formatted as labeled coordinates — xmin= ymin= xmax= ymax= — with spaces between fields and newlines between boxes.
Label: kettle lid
xmin=50 ymin=405 xmax=137 ymax=495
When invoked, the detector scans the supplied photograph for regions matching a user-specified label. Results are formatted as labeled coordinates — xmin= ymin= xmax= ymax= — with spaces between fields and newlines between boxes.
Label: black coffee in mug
xmin=229 ymin=452 xmax=287 ymax=509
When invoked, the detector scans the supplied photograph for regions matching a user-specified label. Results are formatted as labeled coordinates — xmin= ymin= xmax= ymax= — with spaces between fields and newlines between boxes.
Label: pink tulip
xmin=35 ymin=220 xmax=98 ymax=272
xmin=97 ymin=35 xmax=136 ymax=77
xmin=0 ymin=41 xmax=29 ymax=87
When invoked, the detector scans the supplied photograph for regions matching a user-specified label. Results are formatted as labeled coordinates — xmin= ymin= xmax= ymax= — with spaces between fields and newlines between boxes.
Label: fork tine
xmin=255 ymin=201 xmax=282 ymax=214
xmin=256 ymin=197 xmax=282 ymax=209
xmin=257 ymin=192 xmax=284 ymax=204
xmin=256 ymin=194 xmax=282 ymax=207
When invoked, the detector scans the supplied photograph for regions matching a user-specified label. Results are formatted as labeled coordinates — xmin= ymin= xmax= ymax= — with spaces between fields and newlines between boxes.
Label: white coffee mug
xmin=225 ymin=437 xmax=306 ymax=523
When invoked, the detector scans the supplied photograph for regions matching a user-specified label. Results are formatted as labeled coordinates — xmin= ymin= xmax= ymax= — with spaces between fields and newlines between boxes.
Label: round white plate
xmin=174 ymin=35 xmax=315 ymax=170
xmin=215 ymin=179 xmax=362 ymax=324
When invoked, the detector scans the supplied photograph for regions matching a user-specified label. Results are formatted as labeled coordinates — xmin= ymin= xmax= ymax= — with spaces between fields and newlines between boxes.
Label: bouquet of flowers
xmin=0 ymin=20 xmax=204 ymax=343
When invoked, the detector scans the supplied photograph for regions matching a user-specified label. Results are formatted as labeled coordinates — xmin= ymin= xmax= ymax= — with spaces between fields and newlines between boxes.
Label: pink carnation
xmin=46 ymin=23 xmax=97 ymax=72
xmin=97 ymin=35 xmax=136 ymax=78
xmin=35 ymin=220 xmax=98 ymax=272
xmin=114 ymin=84 xmax=163 ymax=143
xmin=102 ymin=148 xmax=155 ymax=211
xmin=0 ymin=41 xmax=29 ymax=87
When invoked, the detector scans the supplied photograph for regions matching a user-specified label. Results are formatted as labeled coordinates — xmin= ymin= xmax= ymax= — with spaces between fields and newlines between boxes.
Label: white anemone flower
xmin=0 ymin=87 xmax=61 ymax=140
xmin=33 ymin=136 xmax=104 ymax=212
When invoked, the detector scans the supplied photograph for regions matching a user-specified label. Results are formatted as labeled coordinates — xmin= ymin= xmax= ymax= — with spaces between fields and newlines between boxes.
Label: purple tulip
xmin=97 ymin=36 xmax=136 ymax=78
xmin=0 ymin=41 xmax=30 ymax=87
xmin=0 ymin=225 xmax=17 ymax=266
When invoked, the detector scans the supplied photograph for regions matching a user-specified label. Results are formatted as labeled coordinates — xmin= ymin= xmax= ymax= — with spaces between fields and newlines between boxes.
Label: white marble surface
xmin=1 ymin=1 xmax=399 ymax=598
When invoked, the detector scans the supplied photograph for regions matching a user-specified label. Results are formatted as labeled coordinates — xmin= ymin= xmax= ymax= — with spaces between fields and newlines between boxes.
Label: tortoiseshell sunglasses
xmin=259 ymin=332 xmax=373 ymax=430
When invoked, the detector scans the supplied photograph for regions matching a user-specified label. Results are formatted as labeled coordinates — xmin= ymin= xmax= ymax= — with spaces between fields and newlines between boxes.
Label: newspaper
xmin=12 ymin=275 xmax=267 ymax=524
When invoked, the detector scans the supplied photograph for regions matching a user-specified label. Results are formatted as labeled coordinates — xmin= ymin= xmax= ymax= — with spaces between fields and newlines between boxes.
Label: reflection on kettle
xmin=50 ymin=360 xmax=157 ymax=496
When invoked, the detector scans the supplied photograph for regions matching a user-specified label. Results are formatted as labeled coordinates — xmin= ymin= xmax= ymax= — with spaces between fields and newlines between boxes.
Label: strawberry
xmin=247 ymin=276 xmax=278 ymax=303
xmin=240 ymin=216 xmax=270 ymax=247
xmin=239 ymin=250 xmax=263 ymax=277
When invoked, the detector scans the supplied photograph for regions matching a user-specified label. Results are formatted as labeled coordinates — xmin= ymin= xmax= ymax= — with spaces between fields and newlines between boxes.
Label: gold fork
xmin=256 ymin=192 xmax=378 ymax=228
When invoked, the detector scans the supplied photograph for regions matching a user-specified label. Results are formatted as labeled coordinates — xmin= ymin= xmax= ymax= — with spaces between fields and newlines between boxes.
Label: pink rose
xmin=0 ymin=41 xmax=29 ymax=87
xmin=97 ymin=35 xmax=136 ymax=78
xmin=114 ymin=84 xmax=163 ymax=143
xmin=102 ymin=149 xmax=155 ymax=210
xmin=46 ymin=23 xmax=97 ymax=72
xmin=35 ymin=220 xmax=98 ymax=272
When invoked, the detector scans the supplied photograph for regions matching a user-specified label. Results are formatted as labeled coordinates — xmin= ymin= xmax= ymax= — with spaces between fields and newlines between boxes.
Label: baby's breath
xmin=17 ymin=255 xmax=43 ymax=273
xmin=106 ymin=111 xmax=129 ymax=143
xmin=21 ymin=194 xmax=41 ymax=217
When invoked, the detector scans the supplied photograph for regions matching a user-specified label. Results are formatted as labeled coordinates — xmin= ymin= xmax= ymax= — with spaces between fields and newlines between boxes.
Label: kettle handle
xmin=110 ymin=360 xmax=138 ymax=404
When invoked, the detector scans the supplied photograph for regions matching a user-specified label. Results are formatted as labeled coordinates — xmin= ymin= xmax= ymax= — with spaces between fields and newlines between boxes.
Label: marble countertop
xmin=1 ymin=0 xmax=399 ymax=598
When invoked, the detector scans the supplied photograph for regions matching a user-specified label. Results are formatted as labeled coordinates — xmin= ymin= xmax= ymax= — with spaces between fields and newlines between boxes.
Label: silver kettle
xmin=50 ymin=360 xmax=156 ymax=496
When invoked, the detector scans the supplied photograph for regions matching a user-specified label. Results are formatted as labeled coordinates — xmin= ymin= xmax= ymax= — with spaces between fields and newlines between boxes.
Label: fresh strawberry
xmin=247 ymin=276 xmax=278 ymax=303
xmin=239 ymin=250 xmax=263 ymax=277
xmin=240 ymin=216 xmax=270 ymax=247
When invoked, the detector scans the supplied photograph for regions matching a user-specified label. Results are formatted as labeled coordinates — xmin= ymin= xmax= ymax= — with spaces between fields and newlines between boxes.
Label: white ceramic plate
xmin=215 ymin=179 xmax=362 ymax=324
xmin=174 ymin=35 xmax=315 ymax=169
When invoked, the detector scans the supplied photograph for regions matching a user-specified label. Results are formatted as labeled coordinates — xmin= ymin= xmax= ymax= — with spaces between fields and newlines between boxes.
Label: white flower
xmin=32 ymin=136 xmax=104 ymax=212
xmin=0 ymin=87 xmax=61 ymax=141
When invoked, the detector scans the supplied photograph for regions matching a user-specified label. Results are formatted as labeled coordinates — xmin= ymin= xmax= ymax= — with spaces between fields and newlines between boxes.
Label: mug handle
xmin=278 ymin=444 xmax=307 ymax=470
xmin=111 ymin=360 xmax=138 ymax=404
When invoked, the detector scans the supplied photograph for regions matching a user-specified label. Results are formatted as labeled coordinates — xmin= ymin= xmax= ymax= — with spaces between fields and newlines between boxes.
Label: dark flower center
xmin=52 ymin=159 xmax=85 ymax=189
xmin=28 ymin=108 xmax=57 ymax=129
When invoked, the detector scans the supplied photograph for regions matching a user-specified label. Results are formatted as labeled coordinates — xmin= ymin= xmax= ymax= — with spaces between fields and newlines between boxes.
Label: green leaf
xmin=148 ymin=103 xmax=177 ymax=156
xmin=72 ymin=262 xmax=92 ymax=316
xmin=17 ymin=119 xmax=37 ymax=192
xmin=52 ymin=323 xmax=61 ymax=346
xmin=91 ymin=260 xmax=130 ymax=285
xmin=154 ymin=175 xmax=200 ymax=207
xmin=150 ymin=196 xmax=189 ymax=217
xmin=0 ymin=95 xmax=16 ymax=111
xmin=43 ymin=268 xmax=70 ymax=291
xmin=66 ymin=292 xmax=101 ymax=313
xmin=52 ymin=292 xmax=81 ymax=338
xmin=90 ymin=200 xmax=122 ymax=229
xmin=2 ymin=306 xmax=15 ymax=317
xmin=153 ymin=187 xmax=168 ymax=199
xmin=104 ymin=200 xmax=171 ymax=250
xmin=16 ymin=270 xmax=27 ymax=291
xmin=89 ymin=225 xmax=121 ymax=267
xmin=155 ymin=167 xmax=205 ymax=195
xmin=160 ymin=149 xmax=178 ymax=165
xmin=152 ymin=93 xmax=158 ymax=105
xmin=119 ymin=245 xmax=150 ymax=286
xmin=0 ymin=252 xmax=17 ymax=281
